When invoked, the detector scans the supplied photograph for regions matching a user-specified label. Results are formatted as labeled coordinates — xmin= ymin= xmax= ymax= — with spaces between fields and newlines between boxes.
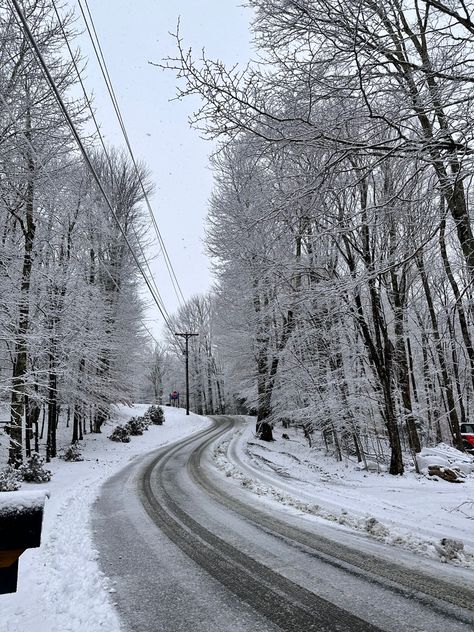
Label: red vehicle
xmin=461 ymin=423 xmax=474 ymax=453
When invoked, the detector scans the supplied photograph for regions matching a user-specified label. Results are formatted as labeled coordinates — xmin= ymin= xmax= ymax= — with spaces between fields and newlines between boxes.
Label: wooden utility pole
xmin=175 ymin=332 xmax=199 ymax=415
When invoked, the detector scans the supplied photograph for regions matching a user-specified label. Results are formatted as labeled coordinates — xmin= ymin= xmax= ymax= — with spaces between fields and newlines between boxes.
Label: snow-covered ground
xmin=213 ymin=420 xmax=474 ymax=569
xmin=3 ymin=412 xmax=473 ymax=632
xmin=0 ymin=405 xmax=211 ymax=632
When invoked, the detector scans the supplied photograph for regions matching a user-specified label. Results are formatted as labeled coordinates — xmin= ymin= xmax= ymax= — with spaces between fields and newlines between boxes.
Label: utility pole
xmin=174 ymin=332 xmax=199 ymax=415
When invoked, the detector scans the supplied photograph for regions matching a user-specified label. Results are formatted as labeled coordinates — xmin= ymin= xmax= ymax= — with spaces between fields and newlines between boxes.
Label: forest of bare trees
xmin=160 ymin=0 xmax=474 ymax=474
xmin=0 ymin=1 xmax=154 ymax=465
xmin=4 ymin=0 xmax=474 ymax=478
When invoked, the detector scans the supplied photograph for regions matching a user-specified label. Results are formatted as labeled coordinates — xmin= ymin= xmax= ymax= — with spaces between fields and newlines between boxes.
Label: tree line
xmin=0 ymin=1 xmax=153 ymax=465
xmin=159 ymin=0 xmax=474 ymax=474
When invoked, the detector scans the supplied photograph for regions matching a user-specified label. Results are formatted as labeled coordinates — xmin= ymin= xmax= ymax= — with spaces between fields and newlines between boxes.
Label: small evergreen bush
xmin=0 ymin=465 xmax=22 ymax=491
xmin=109 ymin=425 xmax=131 ymax=443
xmin=140 ymin=414 xmax=151 ymax=430
xmin=125 ymin=416 xmax=148 ymax=436
xmin=19 ymin=453 xmax=52 ymax=483
xmin=147 ymin=405 xmax=164 ymax=425
xmin=62 ymin=442 xmax=84 ymax=461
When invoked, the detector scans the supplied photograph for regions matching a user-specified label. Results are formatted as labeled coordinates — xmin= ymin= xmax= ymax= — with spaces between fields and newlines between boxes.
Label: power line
xmin=77 ymin=0 xmax=187 ymax=308
xmin=80 ymin=0 xmax=185 ymax=307
xmin=50 ymin=0 xmax=172 ymax=327
xmin=0 ymin=86 xmax=162 ymax=350
xmin=96 ymin=255 xmax=162 ymax=347
xmin=9 ymin=0 xmax=175 ymax=334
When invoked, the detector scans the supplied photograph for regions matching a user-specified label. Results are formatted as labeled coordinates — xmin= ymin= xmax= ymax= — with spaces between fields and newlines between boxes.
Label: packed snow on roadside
xmin=213 ymin=419 xmax=474 ymax=569
xmin=0 ymin=405 xmax=211 ymax=632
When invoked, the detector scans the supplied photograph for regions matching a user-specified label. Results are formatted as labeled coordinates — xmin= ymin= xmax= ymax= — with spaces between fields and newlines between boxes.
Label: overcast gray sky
xmin=71 ymin=1 xmax=253 ymax=336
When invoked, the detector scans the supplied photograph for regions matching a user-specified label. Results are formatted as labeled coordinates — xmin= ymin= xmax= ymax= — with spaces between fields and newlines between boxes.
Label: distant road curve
xmin=94 ymin=415 xmax=474 ymax=632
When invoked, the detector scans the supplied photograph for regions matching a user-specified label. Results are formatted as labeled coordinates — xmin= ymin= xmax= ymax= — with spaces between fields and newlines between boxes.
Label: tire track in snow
xmin=139 ymin=418 xmax=381 ymax=632
xmin=192 ymin=417 xmax=474 ymax=624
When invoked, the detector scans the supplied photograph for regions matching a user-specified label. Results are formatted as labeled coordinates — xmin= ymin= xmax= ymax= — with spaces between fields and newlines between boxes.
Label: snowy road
xmin=93 ymin=416 xmax=474 ymax=632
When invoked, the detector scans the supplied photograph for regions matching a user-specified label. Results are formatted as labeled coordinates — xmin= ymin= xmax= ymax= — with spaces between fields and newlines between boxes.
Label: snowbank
xmin=213 ymin=421 xmax=474 ymax=570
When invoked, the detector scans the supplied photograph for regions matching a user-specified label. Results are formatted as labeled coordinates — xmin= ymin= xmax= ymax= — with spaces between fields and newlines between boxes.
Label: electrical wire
xmin=50 ymin=0 xmax=172 ymax=326
xmin=81 ymin=0 xmax=186 ymax=307
xmin=9 ymin=0 xmax=176 ymax=335
xmin=96 ymin=254 xmax=163 ymax=347
xmin=0 ymin=86 xmax=162 ymax=349
xmin=77 ymin=0 xmax=186 ymax=308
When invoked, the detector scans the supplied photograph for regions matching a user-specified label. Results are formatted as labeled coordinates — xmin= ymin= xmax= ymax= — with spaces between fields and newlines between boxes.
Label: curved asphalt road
xmin=93 ymin=416 xmax=474 ymax=632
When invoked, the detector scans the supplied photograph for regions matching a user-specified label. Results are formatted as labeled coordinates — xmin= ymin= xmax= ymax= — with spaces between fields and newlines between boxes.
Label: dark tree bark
xmin=8 ymin=111 xmax=35 ymax=466
xmin=46 ymin=351 xmax=58 ymax=461
xmin=389 ymin=266 xmax=421 ymax=454
xmin=416 ymin=253 xmax=464 ymax=450
xmin=439 ymin=216 xmax=474 ymax=392
xmin=340 ymin=203 xmax=404 ymax=475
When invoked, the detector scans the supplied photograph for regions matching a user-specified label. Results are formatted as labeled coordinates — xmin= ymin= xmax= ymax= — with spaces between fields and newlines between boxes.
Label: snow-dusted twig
xmin=443 ymin=500 xmax=474 ymax=520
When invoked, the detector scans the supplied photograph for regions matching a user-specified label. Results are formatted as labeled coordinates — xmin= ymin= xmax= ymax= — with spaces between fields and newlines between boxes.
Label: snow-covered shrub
xmin=0 ymin=465 xmax=22 ymax=491
xmin=147 ymin=405 xmax=164 ymax=425
xmin=19 ymin=453 xmax=52 ymax=483
xmin=61 ymin=442 xmax=84 ymax=462
xmin=109 ymin=425 xmax=131 ymax=443
xmin=365 ymin=517 xmax=389 ymax=539
xmin=140 ymin=414 xmax=151 ymax=430
xmin=125 ymin=416 xmax=148 ymax=436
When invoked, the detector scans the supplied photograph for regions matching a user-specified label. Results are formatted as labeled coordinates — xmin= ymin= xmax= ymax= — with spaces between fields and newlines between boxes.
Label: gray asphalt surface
xmin=93 ymin=416 xmax=474 ymax=632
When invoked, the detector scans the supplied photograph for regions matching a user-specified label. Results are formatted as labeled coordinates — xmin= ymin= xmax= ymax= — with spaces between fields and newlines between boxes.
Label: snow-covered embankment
xmin=0 ymin=405 xmax=211 ymax=632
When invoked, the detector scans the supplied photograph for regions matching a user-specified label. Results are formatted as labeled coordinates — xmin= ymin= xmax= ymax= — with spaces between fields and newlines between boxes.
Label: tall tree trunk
xmin=342 ymin=230 xmax=404 ymax=475
xmin=24 ymin=396 xmax=40 ymax=457
xmin=439 ymin=216 xmax=474 ymax=391
xmin=24 ymin=394 xmax=32 ymax=458
xmin=93 ymin=407 xmax=107 ymax=433
xmin=255 ymin=342 xmax=274 ymax=441
xmin=390 ymin=268 xmax=421 ymax=454
xmin=406 ymin=337 xmax=419 ymax=404
xmin=206 ymin=355 xmax=214 ymax=414
xmin=72 ymin=403 xmax=80 ymax=443
xmin=416 ymin=253 xmax=464 ymax=450
xmin=46 ymin=350 xmax=58 ymax=460
xmin=8 ymin=111 xmax=35 ymax=466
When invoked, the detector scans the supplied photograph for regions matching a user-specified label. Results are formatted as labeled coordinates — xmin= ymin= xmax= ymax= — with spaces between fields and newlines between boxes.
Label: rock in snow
xmin=416 ymin=443 xmax=474 ymax=476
